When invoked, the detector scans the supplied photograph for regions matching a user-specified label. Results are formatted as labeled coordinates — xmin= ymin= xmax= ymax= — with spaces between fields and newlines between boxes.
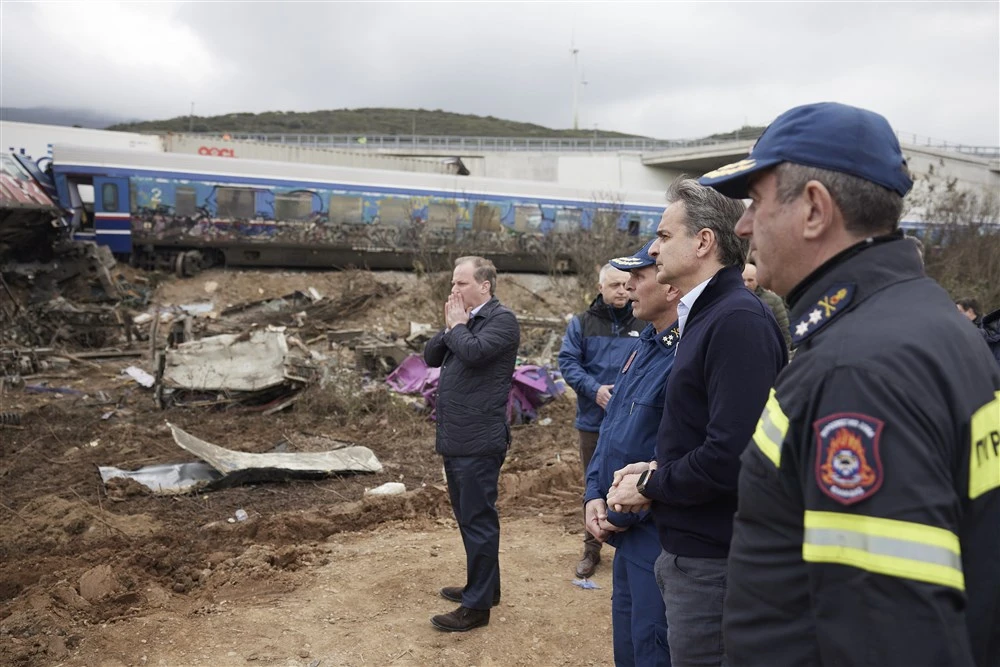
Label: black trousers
xmin=443 ymin=453 xmax=505 ymax=610
xmin=579 ymin=429 xmax=603 ymax=551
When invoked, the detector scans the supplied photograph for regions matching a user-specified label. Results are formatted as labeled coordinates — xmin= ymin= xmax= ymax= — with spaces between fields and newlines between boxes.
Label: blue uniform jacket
xmin=584 ymin=321 xmax=678 ymax=568
xmin=558 ymin=296 xmax=644 ymax=432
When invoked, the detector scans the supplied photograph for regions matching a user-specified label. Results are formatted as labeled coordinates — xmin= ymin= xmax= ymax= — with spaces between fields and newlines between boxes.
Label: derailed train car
xmin=49 ymin=145 xmax=668 ymax=275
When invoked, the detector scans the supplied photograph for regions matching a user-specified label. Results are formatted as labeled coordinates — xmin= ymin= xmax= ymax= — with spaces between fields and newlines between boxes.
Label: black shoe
xmin=440 ymin=586 xmax=501 ymax=607
xmin=575 ymin=549 xmax=601 ymax=578
xmin=430 ymin=605 xmax=490 ymax=632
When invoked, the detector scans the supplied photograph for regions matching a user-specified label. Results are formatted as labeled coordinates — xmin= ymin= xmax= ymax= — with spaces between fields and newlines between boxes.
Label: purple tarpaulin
xmin=385 ymin=354 xmax=564 ymax=424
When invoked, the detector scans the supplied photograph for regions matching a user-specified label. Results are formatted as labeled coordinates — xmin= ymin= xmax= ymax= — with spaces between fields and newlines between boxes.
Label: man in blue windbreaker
xmin=584 ymin=240 xmax=680 ymax=667
xmin=559 ymin=263 xmax=645 ymax=578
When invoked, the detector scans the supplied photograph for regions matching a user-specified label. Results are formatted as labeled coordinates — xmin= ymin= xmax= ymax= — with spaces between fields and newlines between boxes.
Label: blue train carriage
xmin=49 ymin=145 xmax=667 ymax=275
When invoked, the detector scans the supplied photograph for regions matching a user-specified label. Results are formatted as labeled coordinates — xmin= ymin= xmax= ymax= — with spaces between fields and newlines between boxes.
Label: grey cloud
xmin=1 ymin=1 xmax=996 ymax=145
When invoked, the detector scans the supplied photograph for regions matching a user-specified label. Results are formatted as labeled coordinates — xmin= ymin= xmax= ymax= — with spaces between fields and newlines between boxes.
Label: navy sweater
xmin=644 ymin=266 xmax=787 ymax=558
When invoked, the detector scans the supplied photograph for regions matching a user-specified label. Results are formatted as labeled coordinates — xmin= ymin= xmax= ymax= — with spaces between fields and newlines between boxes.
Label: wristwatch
xmin=636 ymin=469 xmax=653 ymax=498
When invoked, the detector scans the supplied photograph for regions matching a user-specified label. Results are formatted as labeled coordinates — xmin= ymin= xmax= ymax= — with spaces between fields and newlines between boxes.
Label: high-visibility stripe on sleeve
xmin=969 ymin=390 xmax=1000 ymax=499
xmin=752 ymin=387 xmax=788 ymax=467
xmin=803 ymin=510 xmax=964 ymax=591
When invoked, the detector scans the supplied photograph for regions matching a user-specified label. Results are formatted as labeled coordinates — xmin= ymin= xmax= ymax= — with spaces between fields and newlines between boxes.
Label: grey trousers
xmin=654 ymin=549 xmax=728 ymax=667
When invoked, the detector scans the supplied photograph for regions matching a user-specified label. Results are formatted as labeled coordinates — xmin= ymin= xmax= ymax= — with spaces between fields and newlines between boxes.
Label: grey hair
xmin=454 ymin=255 xmax=497 ymax=296
xmin=598 ymin=263 xmax=615 ymax=284
xmin=666 ymin=178 xmax=748 ymax=268
xmin=774 ymin=163 xmax=904 ymax=236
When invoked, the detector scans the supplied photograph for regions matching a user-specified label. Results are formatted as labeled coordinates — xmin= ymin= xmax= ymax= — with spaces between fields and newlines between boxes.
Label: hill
xmin=107 ymin=107 xmax=644 ymax=138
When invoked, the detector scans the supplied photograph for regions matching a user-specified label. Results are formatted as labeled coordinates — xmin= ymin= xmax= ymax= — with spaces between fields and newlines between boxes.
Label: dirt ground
xmin=1 ymin=267 xmax=619 ymax=667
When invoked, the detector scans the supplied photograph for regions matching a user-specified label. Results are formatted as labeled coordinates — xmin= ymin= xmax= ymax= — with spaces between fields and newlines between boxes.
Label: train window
xmin=428 ymin=202 xmax=458 ymax=229
xmin=217 ymin=187 xmax=255 ymax=219
xmin=473 ymin=203 xmax=501 ymax=232
xmin=377 ymin=197 xmax=411 ymax=225
xmin=514 ymin=204 xmax=542 ymax=233
xmin=329 ymin=195 xmax=364 ymax=225
xmin=102 ymin=183 xmax=118 ymax=212
xmin=554 ymin=208 xmax=581 ymax=233
xmin=175 ymin=187 xmax=197 ymax=217
xmin=275 ymin=192 xmax=314 ymax=221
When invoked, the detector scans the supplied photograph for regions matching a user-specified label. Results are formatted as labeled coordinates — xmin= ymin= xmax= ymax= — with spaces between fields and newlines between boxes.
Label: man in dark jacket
xmin=424 ymin=256 xmax=520 ymax=633
xmin=559 ymin=263 xmax=644 ymax=578
xmin=700 ymin=102 xmax=1000 ymax=666
xmin=743 ymin=261 xmax=792 ymax=349
xmin=956 ymin=296 xmax=982 ymax=325
xmin=979 ymin=308 xmax=1000 ymax=367
xmin=607 ymin=179 xmax=787 ymax=667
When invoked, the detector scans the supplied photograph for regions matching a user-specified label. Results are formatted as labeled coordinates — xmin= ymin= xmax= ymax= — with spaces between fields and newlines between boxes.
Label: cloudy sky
xmin=2 ymin=1 xmax=998 ymax=145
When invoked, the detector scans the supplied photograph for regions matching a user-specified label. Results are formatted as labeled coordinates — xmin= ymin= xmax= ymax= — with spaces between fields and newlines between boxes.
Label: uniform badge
xmin=621 ymin=349 xmax=638 ymax=374
xmin=791 ymin=283 xmax=856 ymax=347
xmin=814 ymin=413 xmax=884 ymax=505
xmin=660 ymin=326 xmax=680 ymax=349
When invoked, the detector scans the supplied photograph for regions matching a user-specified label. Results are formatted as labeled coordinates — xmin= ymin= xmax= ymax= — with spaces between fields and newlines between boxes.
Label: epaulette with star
xmin=660 ymin=326 xmax=680 ymax=348
xmin=791 ymin=283 xmax=856 ymax=347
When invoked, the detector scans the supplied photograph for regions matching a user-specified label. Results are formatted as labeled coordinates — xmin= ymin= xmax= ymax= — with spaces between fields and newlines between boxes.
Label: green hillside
xmin=108 ymin=108 xmax=644 ymax=138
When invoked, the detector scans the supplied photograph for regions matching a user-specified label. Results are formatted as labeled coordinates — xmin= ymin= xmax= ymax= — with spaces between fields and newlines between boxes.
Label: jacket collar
xmin=786 ymin=232 xmax=922 ymax=348
xmin=588 ymin=294 xmax=634 ymax=322
xmin=471 ymin=296 xmax=501 ymax=320
xmin=685 ymin=265 xmax=746 ymax=325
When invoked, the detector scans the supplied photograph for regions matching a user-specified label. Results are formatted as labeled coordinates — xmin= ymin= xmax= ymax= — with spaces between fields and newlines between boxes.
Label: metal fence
xmin=195 ymin=131 xmax=999 ymax=158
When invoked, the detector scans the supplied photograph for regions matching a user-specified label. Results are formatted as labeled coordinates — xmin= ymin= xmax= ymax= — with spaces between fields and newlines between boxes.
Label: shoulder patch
xmin=791 ymin=283 xmax=856 ymax=346
xmin=814 ymin=413 xmax=884 ymax=505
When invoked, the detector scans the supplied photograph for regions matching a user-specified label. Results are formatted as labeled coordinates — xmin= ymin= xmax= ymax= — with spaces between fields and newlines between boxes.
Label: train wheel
xmin=174 ymin=250 xmax=204 ymax=278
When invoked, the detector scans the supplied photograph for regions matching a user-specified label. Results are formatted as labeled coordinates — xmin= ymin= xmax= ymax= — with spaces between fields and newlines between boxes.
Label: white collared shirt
xmin=677 ymin=277 xmax=712 ymax=338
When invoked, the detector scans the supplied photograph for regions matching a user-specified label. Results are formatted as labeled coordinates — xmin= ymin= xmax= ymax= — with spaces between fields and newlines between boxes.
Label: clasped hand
xmin=445 ymin=293 xmax=469 ymax=329
xmin=605 ymin=461 xmax=654 ymax=513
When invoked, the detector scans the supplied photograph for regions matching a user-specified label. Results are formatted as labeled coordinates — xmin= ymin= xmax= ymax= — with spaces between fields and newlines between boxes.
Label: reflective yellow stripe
xmin=969 ymin=390 xmax=1000 ymax=499
xmin=752 ymin=387 xmax=788 ymax=467
xmin=803 ymin=510 xmax=964 ymax=591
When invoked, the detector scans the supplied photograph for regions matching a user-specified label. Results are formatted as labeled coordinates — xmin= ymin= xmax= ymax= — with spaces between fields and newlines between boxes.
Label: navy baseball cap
xmin=699 ymin=102 xmax=913 ymax=199
xmin=609 ymin=239 xmax=656 ymax=271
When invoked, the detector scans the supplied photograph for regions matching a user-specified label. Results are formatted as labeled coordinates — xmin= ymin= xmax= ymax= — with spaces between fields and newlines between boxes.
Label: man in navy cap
xmin=584 ymin=240 xmax=680 ymax=667
xmin=700 ymin=102 xmax=1000 ymax=666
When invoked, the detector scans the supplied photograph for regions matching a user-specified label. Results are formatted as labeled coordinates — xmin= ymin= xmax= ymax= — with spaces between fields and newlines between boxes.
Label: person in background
xmin=743 ymin=261 xmax=791 ymax=349
xmin=424 ymin=256 xmax=520 ymax=633
xmin=559 ymin=263 xmax=644 ymax=578
xmin=956 ymin=296 xmax=982 ymax=325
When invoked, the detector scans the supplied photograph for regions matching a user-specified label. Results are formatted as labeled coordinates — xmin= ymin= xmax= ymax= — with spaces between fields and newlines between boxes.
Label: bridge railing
xmin=190 ymin=132 xmax=999 ymax=158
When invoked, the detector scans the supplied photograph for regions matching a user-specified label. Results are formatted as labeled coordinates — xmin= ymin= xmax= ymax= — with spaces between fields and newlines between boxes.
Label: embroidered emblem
xmin=660 ymin=326 xmax=680 ymax=349
xmin=791 ymin=283 xmax=856 ymax=346
xmin=702 ymin=158 xmax=757 ymax=179
xmin=621 ymin=349 xmax=638 ymax=374
xmin=610 ymin=256 xmax=644 ymax=267
xmin=814 ymin=413 xmax=884 ymax=505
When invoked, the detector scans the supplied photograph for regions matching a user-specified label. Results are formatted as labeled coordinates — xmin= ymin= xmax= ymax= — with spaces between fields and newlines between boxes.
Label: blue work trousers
xmin=613 ymin=552 xmax=671 ymax=667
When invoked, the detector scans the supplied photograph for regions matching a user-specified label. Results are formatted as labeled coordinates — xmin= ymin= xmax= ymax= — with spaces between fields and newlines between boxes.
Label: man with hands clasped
xmin=424 ymin=256 xmax=520 ymax=633
xmin=583 ymin=240 xmax=680 ymax=667
xmin=560 ymin=262 xmax=645 ymax=579
xmin=606 ymin=179 xmax=786 ymax=667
